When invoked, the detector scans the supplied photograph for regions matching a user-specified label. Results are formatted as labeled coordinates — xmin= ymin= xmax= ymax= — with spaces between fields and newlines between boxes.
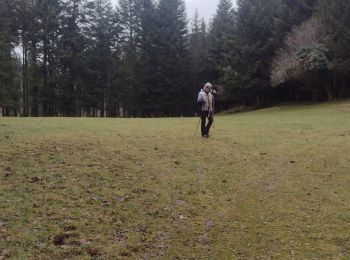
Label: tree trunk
xmin=43 ymin=34 xmax=49 ymax=116
xmin=333 ymin=70 xmax=337 ymax=99
xmin=22 ymin=40 xmax=28 ymax=117
xmin=341 ymin=76 xmax=345 ymax=98
xmin=31 ymin=40 xmax=39 ymax=117
xmin=325 ymin=82 xmax=334 ymax=101
xmin=312 ymin=90 xmax=317 ymax=103
xmin=296 ymin=92 xmax=299 ymax=104
xmin=106 ymin=72 xmax=111 ymax=117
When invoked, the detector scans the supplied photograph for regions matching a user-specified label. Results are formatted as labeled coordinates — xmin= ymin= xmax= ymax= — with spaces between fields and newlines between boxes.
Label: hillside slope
xmin=1 ymin=102 xmax=350 ymax=258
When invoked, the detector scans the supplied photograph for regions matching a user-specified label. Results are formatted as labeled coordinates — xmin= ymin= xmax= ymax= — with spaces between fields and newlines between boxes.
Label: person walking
xmin=197 ymin=82 xmax=214 ymax=138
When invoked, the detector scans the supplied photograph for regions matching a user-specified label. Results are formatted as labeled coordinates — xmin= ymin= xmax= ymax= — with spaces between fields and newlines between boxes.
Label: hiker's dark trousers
xmin=201 ymin=111 xmax=213 ymax=136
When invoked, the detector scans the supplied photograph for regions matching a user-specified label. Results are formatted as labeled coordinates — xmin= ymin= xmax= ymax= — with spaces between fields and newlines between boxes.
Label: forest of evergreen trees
xmin=0 ymin=0 xmax=349 ymax=117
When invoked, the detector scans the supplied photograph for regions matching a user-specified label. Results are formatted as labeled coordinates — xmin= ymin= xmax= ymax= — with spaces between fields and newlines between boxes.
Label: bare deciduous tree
xmin=271 ymin=17 xmax=327 ymax=86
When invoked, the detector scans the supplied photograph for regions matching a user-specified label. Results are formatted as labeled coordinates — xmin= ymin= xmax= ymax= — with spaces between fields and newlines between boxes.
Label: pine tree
xmin=234 ymin=0 xmax=278 ymax=104
xmin=58 ymin=0 xmax=86 ymax=116
xmin=83 ymin=0 xmax=120 ymax=117
xmin=207 ymin=0 xmax=235 ymax=81
xmin=118 ymin=0 xmax=142 ymax=116
xmin=27 ymin=0 xmax=41 ymax=116
xmin=12 ymin=0 xmax=30 ymax=116
xmin=0 ymin=0 xmax=19 ymax=116
xmin=138 ymin=0 xmax=160 ymax=116
xmin=272 ymin=0 xmax=317 ymax=50
xmin=222 ymin=0 xmax=317 ymax=106
xmin=157 ymin=0 xmax=189 ymax=116
xmin=36 ymin=0 xmax=61 ymax=116
xmin=13 ymin=0 xmax=43 ymax=116
xmin=189 ymin=10 xmax=208 ymax=103
xmin=318 ymin=0 xmax=350 ymax=98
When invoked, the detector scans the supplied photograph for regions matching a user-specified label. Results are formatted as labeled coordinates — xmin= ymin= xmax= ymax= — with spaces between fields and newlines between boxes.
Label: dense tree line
xmin=0 ymin=0 xmax=349 ymax=117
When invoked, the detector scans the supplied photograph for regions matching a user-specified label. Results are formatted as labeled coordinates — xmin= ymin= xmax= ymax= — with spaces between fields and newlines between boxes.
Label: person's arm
xmin=197 ymin=92 xmax=204 ymax=106
xmin=212 ymin=94 xmax=215 ymax=114
xmin=209 ymin=93 xmax=215 ymax=115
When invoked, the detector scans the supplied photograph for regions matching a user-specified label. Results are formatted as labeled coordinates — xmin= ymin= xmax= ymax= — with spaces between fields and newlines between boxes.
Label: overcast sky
xmin=111 ymin=0 xmax=237 ymax=22
xmin=186 ymin=0 xmax=220 ymax=22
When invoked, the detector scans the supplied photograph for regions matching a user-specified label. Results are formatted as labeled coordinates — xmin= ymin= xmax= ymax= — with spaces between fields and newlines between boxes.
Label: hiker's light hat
xmin=204 ymin=82 xmax=212 ymax=89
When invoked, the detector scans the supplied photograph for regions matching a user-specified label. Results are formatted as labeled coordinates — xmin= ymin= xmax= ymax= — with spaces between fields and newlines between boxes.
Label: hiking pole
xmin=194 ymin=117 xmax=201 ymax=137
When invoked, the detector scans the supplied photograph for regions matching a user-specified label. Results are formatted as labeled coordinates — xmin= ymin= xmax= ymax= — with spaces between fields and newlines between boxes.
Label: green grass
xmin=1 ymin=102 xmax=350 ymax=259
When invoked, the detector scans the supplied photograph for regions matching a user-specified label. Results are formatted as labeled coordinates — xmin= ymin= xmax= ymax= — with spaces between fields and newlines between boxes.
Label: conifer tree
xmin=223 ymin=0 xmax=317 ymax=105
xmin=157 ymin=0 xmax=189 ymax=116
xmin=189 ymin=10 xmax=208 ymax=101
xmin=207 ymin=0 xmax=235 ymax=81
xmin=37 ymin=0 xmax=61 ymax=116
xmin=318 ymin=0 xmax=350 ymax=98
xmin=14 ymin=0 xmax=42 ymax=116
xmin=12 ymin=0 xmax=30 ymax=116
xmin=138 ymin=0 xmax=160 ymax=116
xmin=0 ymin=0 xmax=19 ymax=116
xmin=83 ymin=0 xmax=120 ymax=116
xmin=118 ymin=0 xmax=142 ymax=116
xmin=58 ymin=0 xmax=86 ymax=116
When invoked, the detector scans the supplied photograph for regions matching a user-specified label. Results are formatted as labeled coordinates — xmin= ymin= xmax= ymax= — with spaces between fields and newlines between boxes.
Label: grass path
xmin=1 ymin=102 xmax=350 ymax=258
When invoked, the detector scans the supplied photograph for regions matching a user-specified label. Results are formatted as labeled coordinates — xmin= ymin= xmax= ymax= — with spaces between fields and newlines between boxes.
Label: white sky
xmin=186 ymin=0 xmax=221 ymax=22
xmin=111 ymin=0 xmax=237 ymax=22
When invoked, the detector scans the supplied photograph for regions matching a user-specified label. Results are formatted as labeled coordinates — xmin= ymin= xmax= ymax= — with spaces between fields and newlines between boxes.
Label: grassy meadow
xmin=1 ymin=102 xmax=350 ymax=259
